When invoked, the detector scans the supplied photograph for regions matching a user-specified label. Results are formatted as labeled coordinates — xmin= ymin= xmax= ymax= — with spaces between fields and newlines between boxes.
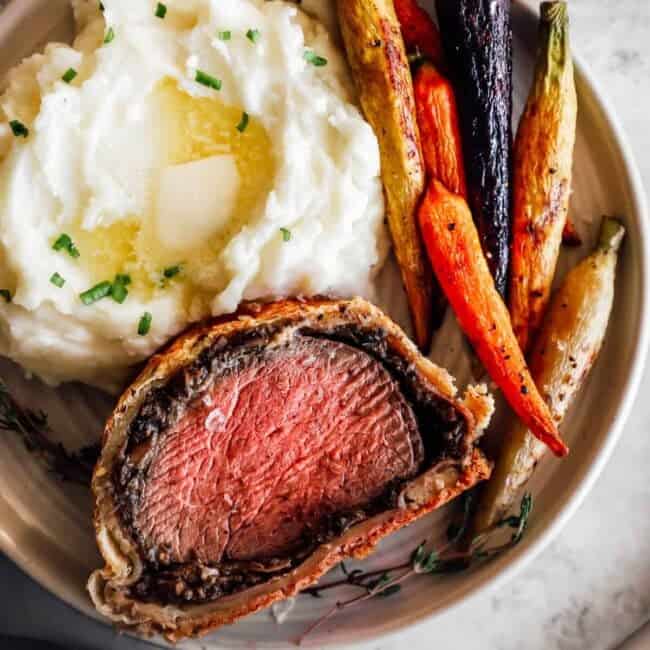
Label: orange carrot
xmin=418 ymin=179 xmax=568 ymax=458
xmin=394 ymin=0 xmax=445 ymax=67
xmin=414 ymin=62 xmax=467 ymax=198
xmin=413 ymin=61 xmax=467 ymax=327
xmin=508 ymin=2 xmax=576 ymax=353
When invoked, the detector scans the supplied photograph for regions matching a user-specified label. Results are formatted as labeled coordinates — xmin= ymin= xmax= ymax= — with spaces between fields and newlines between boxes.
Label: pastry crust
xmin=88 ymin=297 xmax=493 ymax=640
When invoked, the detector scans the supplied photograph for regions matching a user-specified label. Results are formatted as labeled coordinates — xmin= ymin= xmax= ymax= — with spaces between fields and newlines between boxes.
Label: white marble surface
xmin=1 ymin=1 xmax=650 ymax=650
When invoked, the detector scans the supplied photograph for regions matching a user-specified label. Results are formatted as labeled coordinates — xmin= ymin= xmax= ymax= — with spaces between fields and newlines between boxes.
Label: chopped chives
xmin=236 ymin=111 xmax=249 ymax=133
xmin=9 ymin=120 xmax=28 ymax=138
xmin=110 ymin=284 xmax=127 ymax=303
xmin=155 ymin=2 xmax=167 ymax=18
xmin=163 ymin=265 xmax=182 ymax=279
xmin=0 ymin=289 xmax=12 ymax=303
xmin=138 ymin=312 xmax=152 ymax=336
xmin=280 ymin=227 xmax=291 ymax=242
xmin=104 ymin=27 xmax=115 ymax=44
xmin=62 ymin=68 xmax=77 ymax=84
xmin=50 ymin=272 xmax=65 ymax=288
xmin=111 ymin=279 xmax=128 ymax=304
xmin=217 ymin=30 xmax=232 ymax=41
xmin=110 ymin=274 xmax=131 ymax=304
xmin=52 ymin=234 xmax=72 ymax=251
xmin=304 ymin=50 xmax=328 ymax=67
xmin=52 ymin=233 xmax=80 ymax=258
xmin=80 ymin=281 xmax=112 ymax=305
xmin=246 ymin=29 xmax=261 ymax=44
xmin=195 ymin=69 xmax=222 ymax=91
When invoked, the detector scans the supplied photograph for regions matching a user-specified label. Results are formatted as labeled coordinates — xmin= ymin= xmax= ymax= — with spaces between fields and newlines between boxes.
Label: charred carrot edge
xmin=418 ymin=179 xmax=568 ymax=457
xmin=509 ymin=1 xmax=577 ymax=353
xmin=562 ymin=217 xmax=582 ymax=247
xmin=414 ymin=62 xmax=467 ymax=198
xmin=394 ymin=0 xmax=445 ymax=67
xmin=337 ymin=0 xmax=434 ymax=351
xmin=471 ymin=218 xmax=624 ymax=534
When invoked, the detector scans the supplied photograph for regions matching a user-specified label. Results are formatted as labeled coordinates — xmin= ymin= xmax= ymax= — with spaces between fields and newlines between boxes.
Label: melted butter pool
xmin=68 ymin=79 xmax=275 ymax=305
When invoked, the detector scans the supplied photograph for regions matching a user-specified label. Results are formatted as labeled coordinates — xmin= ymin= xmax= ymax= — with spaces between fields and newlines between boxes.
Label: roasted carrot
xmin=393 ymin=0 xmax=445 ymax=67
xmin=337 ymin=0 xmax=434 ymax=351
xmin=472 ymin=218 xmax=624 ymax=534
xmin=418 ymin=179 xmax=568 ymax=457
xmin=509 ymin=2 xmax=577 ymax=353
xmin=414 ymin=62 xmax=467 ymax=198
xmin=413 ymin=62 xmax=467 ymax=327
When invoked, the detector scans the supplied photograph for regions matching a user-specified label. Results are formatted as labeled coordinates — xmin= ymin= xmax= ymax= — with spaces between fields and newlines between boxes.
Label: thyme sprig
xmin=298 ymin=493 xmax=533 ymax=645
xmin=0 ymin=380 xmax=98 ymax=485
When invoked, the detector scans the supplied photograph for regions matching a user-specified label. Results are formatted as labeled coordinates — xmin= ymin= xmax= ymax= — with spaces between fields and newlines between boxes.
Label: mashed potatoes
xmin=0 ymin=0 xmax=386 ymax=390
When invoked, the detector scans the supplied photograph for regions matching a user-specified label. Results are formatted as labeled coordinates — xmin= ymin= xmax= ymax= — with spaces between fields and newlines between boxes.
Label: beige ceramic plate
xmin=0 ymin=1 xmax=647 ymax=648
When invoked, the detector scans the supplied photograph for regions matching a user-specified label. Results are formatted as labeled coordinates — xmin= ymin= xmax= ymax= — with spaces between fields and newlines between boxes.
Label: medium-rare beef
xmin=89 ymin=298 xmax=493 ymax=640
xmin=133 ymin=338 xmax=423 ymax=565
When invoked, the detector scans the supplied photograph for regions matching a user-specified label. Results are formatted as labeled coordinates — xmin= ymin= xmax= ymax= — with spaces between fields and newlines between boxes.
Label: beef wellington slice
xmin=88 ymin=298 xmax=493 ymax=640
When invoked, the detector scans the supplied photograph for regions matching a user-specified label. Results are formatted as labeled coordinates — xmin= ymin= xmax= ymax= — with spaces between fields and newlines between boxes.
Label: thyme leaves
xmin=298 ymin=492 xmax=534 ymax=644
xmin=0 ymin=380 xmax=98 ymax=485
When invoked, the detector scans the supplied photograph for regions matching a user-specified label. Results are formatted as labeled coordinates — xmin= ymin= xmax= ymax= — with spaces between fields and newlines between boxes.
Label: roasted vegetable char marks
xmin=509 ymin=1 xmax=577 ymax=353
xmin=472 ymin=218 xmax=625 ymax=536
xmin=336 ymin=0 xmax=435 ymax=348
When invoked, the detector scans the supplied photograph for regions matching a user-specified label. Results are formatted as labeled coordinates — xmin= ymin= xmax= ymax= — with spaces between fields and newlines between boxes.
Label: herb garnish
xmin=9 ymin=120 xmax=29 ymax=138
xmin=155 ymin=2 xmax=167 ymax=18
xmin=217 ymin=30 xmax=232 ymax=41
xmin=110 ymin=287 xmax=127 ymax=303
xmin=104 ymin=27 xmax=115 ymax=44
xmin=80 ymin=281 xmax=113 ymax=306
xmin=246 ymin=29 xmax=261 ymax=44
xmin=195 ymin=69 xmax=222 ymax=91
xmin=280 ymin=227 xmax=292 ymax=242
xmin=62 ymin=68 xmax=78 ymax=84
xmin=163 ymin=264 xmax=182 ymax=279
xmin=160 ymin=265 xmax=182 ymax=288
xmin=0 ymin=290 xmax=12 ymax=303
xmin=79 ymin=274 xmax=131 ymax=305
xmin=138 ymin=311 xmax=152 ymax=336
xmin=52 ymin=233 xmax=80 ymax=258
xmin=111 ymin=273 xmax=131 ymax=304
xmin=236 ymin=111 xmax=249 ymax=133
xmin=50 ymin=272 xmax=65 ymax=288
xmin=304 ymin=50 xmax=328 ymax=67
xmin=0 ymin=380 xmax=98 ymax=485
xmin=298 ymin=493 xmax=534 ymax=644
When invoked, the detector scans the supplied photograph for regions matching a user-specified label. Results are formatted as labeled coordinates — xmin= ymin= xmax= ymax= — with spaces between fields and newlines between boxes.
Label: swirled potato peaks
xmin=0 ymin=0 xmax=386 ymax=390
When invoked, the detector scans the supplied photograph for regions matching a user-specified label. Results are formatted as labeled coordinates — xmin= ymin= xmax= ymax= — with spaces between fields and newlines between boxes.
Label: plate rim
xmin=353 ymin=52 xmax=650 ymax=650
xmin=354 ymin=49 xmax=650 ymax=650
xmin=0 ymin=1 xmax=647 ymax=647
